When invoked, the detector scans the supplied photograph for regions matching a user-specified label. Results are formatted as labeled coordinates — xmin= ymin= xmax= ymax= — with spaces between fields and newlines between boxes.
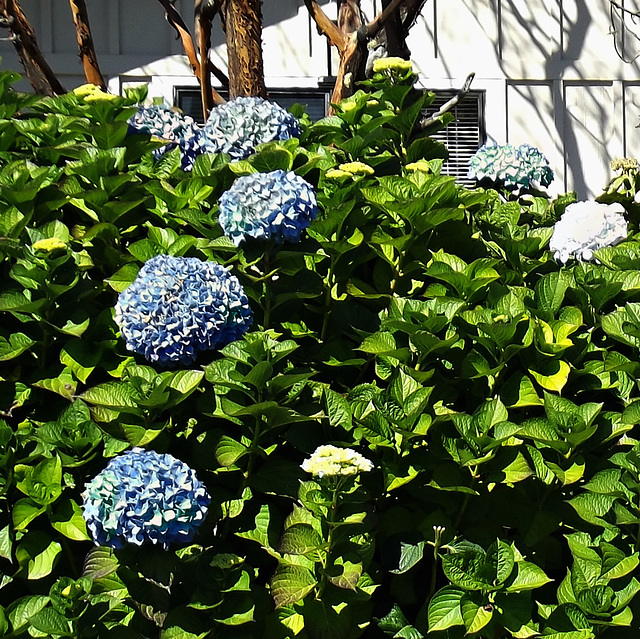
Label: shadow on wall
xmin=0 ymin=0 xmax=320 ymax=89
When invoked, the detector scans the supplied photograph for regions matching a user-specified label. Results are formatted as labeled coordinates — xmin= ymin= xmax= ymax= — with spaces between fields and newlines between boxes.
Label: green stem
xmin=262 ymin=248 xmax=272 ymax=330
xmin=317 ymin=480 xmax=340 ymax=599
xmin=427 ymin=525 xmax=445 ymax=602
xmin=320 ymin=256 xmax=336 ymax=342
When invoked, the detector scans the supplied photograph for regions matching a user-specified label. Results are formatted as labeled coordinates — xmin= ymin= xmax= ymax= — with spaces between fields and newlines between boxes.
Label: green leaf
xmin=0 ymin=525 xmax=11 ymax=560
xmin=535 ymin=271 xmax=568 ymax=314
xmin=0 ymin=332 xmax=35 ymax=361
xmin=83 ymin=546 xmax=119 ymax=579
xmin=50 ymin=498 xmax=90 ymax=541
xmin=16 ymin=533 xmax=62 ymax=580
xmin=80 ymin=382 xmax=141 ymax=412
xmin=487 ymin=540 xmax=515 ymax=586
xmin=250 ymin=148 xmax=294 ymax=172
xmin=236 ymin=504 xmax=277 ymax=554
xmin=428 ymin=586 xmax=465 ymax=631
xmin=278 ymin=524 xmax=323 ymax=556
xmin=327 ymin=558 xmax=362 ymax=591
xmin=270 ymin=563 xmax=317 ymax=608
xmin=7 ymin=595 xmax=50 ymax=634
xmin=215 ymin=435 xmax=248 ymax=467
xmin=461 ymin=594 xmax=493 ymax=634
xmin=504 ymin=560 xmax=552 ymax=592
xmin=529 ymin=360 xmax=571 ymax=393
xmin=391 ymin=540 xmax=426 ymax=574
xmin=29 ymin=607 xmax=72 ymax=636
xmin=12 ymin=498 xmax=45 ymax=531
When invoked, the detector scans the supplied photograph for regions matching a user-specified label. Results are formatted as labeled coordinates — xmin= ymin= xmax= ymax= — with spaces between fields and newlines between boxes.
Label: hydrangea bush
xmin=202 ymin=96 xmax=301 ymax=160
xmin=549 ymin=200 xmax=628 ymax=263
xmin=469 ymin=142 xmax=554 ymax=189
xmin=218 ymin=169 xmax=317 ymax=244
xmin=1 ymin=67 xmax=640 ymax=639
xmin=127 ymin=103 xmax=208 ymax=170
xmin=82 ymin=447 xmax=210 ymax=549
xmin=115 ymin=254 xmax=252 ymax=365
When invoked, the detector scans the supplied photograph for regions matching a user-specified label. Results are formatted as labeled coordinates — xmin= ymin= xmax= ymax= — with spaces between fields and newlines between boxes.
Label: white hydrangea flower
xmin=549 ymin=201 xmax=628 ymax=264
xmin=301 ymin=445 xmax=374 ymax=478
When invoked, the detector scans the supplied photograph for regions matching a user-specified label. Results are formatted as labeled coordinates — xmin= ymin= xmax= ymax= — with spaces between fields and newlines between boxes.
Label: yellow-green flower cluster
xmin=301 ymin=444 xmax=374 ymax=478
xmin=72 ymin=84 xmax=118 ymax=102
xmin=326 ymin=162 xmax=374 ymax=179
xmin=372 ymin=57 xmax=414 ymax=74
xmin=610 ymin=158 xmax=638 ymax=173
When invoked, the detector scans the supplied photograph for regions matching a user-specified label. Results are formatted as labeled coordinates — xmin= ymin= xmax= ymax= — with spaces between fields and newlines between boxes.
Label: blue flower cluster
xmin=115 ymin=255 xmax=252 ymax=366
xmin=469 ymin=143 xmax=554 ymax=189
xmin=218 ymin=170 xmax=317 ymax=245
xmin=127 ymin=104 xmax=208 ymax=171
xmin=82 ymin=447 xmax=210 ymax=549
xmin=202 ymin=97 xmax=301 ymax=160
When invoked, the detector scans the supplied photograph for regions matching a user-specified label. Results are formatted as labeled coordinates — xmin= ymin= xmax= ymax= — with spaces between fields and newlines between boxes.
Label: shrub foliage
xmin=0 ymin=65 xmax=639 ymax=639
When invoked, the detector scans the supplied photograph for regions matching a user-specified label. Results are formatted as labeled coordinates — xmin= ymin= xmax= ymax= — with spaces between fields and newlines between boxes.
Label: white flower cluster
xmin=301 ymin=444 xmax=374 ymax=478
xmin=549 ymin=201 xmax=628 ymax=264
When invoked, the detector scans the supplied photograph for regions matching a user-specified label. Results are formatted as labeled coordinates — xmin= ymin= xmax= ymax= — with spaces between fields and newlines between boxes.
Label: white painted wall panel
xmin=624 ymin=82 xmax=640 ymax=157
xmin=507 ymin=81 xmax=563 ymax=194
xmin=563 ymin=82 xmax=620 ymax=196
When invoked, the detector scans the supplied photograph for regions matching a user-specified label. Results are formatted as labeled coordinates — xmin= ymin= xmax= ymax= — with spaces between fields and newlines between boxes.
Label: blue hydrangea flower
xmin=127 ymin=104 xmax=208 ymax=171
xmin=202 ymin=97 xmax=301 ymax=160
xmin=549 ymin=201 xmax=628 ymax=263
xmin=218 ymin=170 xmax=317 ymax=245
xmin=115 ymin=255 xmax=252 ymax=366
xmin=82 ymin=447 xmax=210 ymax=549
xmin=469 ymin=143 xmax=554 ymax=189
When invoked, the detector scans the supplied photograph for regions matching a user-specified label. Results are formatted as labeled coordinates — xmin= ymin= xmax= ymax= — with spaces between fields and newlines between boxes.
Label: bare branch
xmin=363 ymin=0 xmax=405 ymax=39
xmin=155 ymin=0 xmax=201 ymax=76
xmin=417 ymin=72 xmax=475 ymax=130
xmin=68 ymin=0 xmax=106 ymax=89
xmin=0 ymin=0 xmax=64 ymax=95
xmin=609 ymin=0 xmax=640 ymax=18
xmin=303 ymin=0 xmax=346 ymax=51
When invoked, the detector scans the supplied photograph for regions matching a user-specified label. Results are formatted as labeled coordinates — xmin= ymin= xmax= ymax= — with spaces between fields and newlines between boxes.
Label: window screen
xmin=427 ymin=90 xmax=486 ymax=186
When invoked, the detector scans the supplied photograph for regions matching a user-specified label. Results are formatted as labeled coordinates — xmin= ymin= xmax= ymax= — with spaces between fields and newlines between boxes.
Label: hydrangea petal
xmin=82 ymin=448 xmax=210 ymax=549
xmin=549 ymin=201 xmax=628 ymax=264
xmin=469 ymin=143 xmax=554 ymax=189
xmin=218 ymin=170 xmax=317 ymax=245
xmin=301 ymin=444 xmax=374 ymax=478
xmin=202 ymin=97 xmax=300 ymax=161
xmin=115 ymin=255 xmax=252 ymax=366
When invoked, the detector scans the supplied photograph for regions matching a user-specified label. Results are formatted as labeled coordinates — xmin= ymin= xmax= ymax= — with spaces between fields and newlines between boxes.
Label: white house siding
xmin=0 ymin=0 xmax=639 ymax=197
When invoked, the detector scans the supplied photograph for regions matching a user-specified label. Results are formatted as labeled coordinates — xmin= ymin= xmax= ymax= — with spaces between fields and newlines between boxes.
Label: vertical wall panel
xmin=623 ymin=82 xmax=640 ymax=158
xmin=118 ymin=0 xmax=172 ymax=55
xmin=52 ymin=0 xmax=110 ymax=55
xmin=563 ymin=82 xmax=617 ymax=197
xmin=507 ymin=81 xmax=563 ymax=192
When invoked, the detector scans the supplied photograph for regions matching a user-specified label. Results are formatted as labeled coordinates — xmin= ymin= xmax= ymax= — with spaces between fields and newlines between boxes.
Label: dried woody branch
xmin=0 ymin=0 xmax=64 ymax=95
xmin=68 ymin=0 xmax=106 ymax=89
xmin=304 ymin=0 xmax=423 ymax=108
xmin=156 ymin=0 xmax=226 ymax=119
xmin=417 ymin=71 xmax=475 ymax=130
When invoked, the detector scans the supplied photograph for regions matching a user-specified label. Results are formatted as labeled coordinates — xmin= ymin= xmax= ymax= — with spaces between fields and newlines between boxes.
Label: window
xmin=173 ymin=85 xmax=486 ymax=186
xmin=427 ymin=90 xmax=486 ymax=186
xmin=174 ymin=87 xmax=330 ymax=124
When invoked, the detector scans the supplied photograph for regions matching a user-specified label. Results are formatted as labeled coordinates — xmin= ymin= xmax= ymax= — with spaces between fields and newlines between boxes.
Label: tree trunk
xmin=225 ymin=0 xmax=266 ymax=98
xmin=0 ymin=0 xmax=64 ymax=95
xmin=68 ymin=0 xmax=106 ymax=89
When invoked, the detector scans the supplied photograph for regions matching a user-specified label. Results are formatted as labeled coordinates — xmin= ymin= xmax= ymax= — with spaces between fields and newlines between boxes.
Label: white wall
xmin=1 ymin=0 xmax=639 ymax=198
